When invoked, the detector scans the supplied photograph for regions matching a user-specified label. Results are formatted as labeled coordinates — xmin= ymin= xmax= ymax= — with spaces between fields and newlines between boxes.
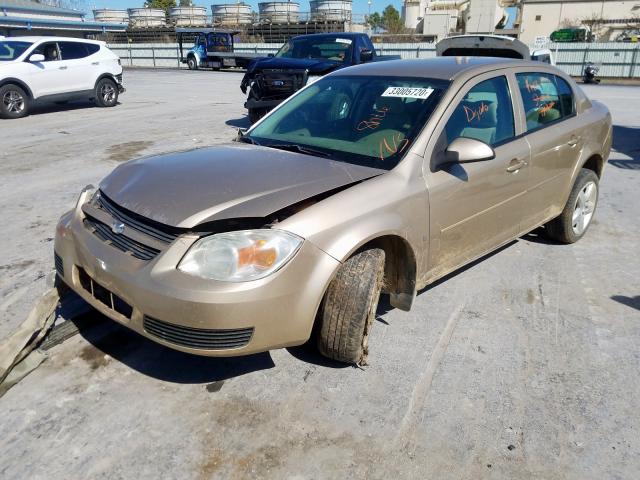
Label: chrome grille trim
xmin=96 ymin=192 xmax=179 ymax=244
xmin=84 ymin=217 xmax=160 ymax=261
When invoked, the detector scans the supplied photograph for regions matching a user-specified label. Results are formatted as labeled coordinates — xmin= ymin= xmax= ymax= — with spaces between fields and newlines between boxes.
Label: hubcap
xmin=3 ymin=90 xmax=24 ymax=114
xmin=101 ymin=83 xmax=116 ymax=104
xmin=572 ymin=181 xmax=597 ymax=235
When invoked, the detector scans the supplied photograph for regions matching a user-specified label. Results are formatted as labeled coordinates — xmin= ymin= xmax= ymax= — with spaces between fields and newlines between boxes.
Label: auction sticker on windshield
xmin=335 ymin=38 xmax=352 ymax=44
xmin=382 ymin=87 xmax=434 ymax=99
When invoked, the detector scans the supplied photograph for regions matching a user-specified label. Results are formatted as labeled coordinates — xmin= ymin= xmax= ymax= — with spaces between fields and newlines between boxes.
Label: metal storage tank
xmin=127 ymin=8 xmax=167 ymax=27
xmin=310 ymin=0 xmax=352 ymax=22
xmin=211 ymin=3 xmax=253 ymax=25
xmin=259 ymin=2 xmax=300 ymax=23
xmin=169 ymin=6 xmax=207 ymax=26
xmin=93 ymin=9 xmax=129 ymax=24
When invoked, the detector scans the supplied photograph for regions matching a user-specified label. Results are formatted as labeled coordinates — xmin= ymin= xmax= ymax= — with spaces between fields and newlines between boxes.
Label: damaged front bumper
xmin=53 ymin=204 xmax=340 ymax=357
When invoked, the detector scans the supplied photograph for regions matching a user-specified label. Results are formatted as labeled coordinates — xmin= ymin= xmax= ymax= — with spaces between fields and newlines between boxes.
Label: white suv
xmin=0 ymin=36 xmax=125 ymax=119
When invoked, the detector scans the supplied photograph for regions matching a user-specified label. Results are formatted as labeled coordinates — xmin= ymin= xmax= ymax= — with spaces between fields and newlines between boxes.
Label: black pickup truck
xmin=240 ymin=32 xmax=399 ymax=123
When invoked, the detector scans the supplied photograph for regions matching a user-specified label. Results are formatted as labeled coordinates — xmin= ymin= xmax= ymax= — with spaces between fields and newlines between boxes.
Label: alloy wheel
xmin=3 ymin=90 xmax=25 ymax=114
xmin=100 ymin=83 xmax=116 ymax=104
xmin=572 ymin=181 xmax=597 ymax=235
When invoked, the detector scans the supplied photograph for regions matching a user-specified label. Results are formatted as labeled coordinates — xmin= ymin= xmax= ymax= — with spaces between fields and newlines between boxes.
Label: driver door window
xmin=444 ymin=76 xmax=515 ymax=147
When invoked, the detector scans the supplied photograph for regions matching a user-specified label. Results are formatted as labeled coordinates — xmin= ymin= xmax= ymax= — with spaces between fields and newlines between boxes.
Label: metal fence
xmin=107 ymin=41 xmax=640 ymax=78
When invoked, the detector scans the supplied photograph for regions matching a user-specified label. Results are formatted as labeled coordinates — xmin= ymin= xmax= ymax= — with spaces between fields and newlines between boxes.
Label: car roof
xmin=332 ymin=57 xmax=555 ymax=81
xmin=291 ymin=32 xmax=364 ymax=40
xmin=3 ymin=36 xmax=102 ymax=44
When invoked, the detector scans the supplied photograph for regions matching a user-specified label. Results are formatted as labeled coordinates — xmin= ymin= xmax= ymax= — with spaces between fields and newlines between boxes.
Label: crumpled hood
xmin=99 ymin=143 xmax=384 ymax=229
xmin=248 ymin=56 xmax=340 ymax=74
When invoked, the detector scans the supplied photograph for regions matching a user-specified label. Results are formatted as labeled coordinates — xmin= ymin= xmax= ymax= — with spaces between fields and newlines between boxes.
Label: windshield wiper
xmin=236 ymin=134 xmax=260 ymax=146
xmin=263 ymin=143 xmax=332 ymax=158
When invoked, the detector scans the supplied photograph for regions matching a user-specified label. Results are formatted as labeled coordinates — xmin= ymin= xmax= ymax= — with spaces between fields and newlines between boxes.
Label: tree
xmin=367 ymin=12 xmax=383 ymax=30
xmin=179 ymin=0 xmax=192 ymax=6
xmin=144 ymin=0 xmax=176 ymax=13
xmin=381 ymin=5 xmax=405 ymax=34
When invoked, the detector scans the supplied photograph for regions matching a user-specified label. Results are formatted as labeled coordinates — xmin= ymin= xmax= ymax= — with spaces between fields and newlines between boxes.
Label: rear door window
xmin=444 ymin=75 xmax=515 ymax=147
xmin=59 ymin=42 xmax=90 ymax=60
xmin=516 ymin=73 xmax=563 ymax=131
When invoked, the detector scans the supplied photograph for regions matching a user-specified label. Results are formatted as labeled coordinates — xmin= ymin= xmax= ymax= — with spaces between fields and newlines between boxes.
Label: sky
xmin=87 ymin=0 xmax=404 ymax=17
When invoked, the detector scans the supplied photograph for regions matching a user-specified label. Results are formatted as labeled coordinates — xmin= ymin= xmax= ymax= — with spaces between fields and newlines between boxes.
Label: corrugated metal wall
xmin=107 ymin=42 xmax=640 ymax=78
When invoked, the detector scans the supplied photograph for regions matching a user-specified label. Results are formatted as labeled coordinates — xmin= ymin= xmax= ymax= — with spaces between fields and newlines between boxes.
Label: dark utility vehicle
xmin=177 ymin=28 xmax=261 ymax=70
xmin=240 ymin=32 xmax=397 ymax=123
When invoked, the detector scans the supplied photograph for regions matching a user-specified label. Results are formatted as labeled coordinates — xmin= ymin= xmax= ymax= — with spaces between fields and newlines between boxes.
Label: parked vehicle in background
xmin=240 ymin=32 xmax=400 ymax=123
xmin=0 ymin=36 xmax=124 ymax=119
xmin=436 ymin=35 xmax=556 ymax=65
xmin=550 ymin=27 xmax=593 ymax=43
xmin=177 ymin=28 xmax=262 ymax=71
xmin=55 ymin=57 xmax=611 ymax=365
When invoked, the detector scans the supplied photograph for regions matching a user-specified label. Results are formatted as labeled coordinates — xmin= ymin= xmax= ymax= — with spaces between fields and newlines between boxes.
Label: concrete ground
xmin=0 ymin=70 xmax=638 ymax=479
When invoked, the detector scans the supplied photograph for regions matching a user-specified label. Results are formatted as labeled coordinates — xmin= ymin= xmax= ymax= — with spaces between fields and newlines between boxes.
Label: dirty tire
xmin=317 ymin=248 xmax=385 ymax=365
xmin=94 ymin=78 xmax=118 ymax=108
xmin=546 ymin=168 xmax=599 ymax=244
xmin=0 ymin=84 xmax=30 ymax=119
xmin=187 ymin=56 xmax=197 ymax=70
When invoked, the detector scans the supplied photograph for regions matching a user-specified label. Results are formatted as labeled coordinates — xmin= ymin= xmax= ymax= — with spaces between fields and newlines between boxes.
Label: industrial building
xmin=519 ymin=0 xmax=640 ymax=43
xmin=94 ymin=1 xmax=360 ymax=43
xmin=0 ymin=0 xmax=127 ymax=37
xmin=402 ymin=0 xmax=640 ymax=43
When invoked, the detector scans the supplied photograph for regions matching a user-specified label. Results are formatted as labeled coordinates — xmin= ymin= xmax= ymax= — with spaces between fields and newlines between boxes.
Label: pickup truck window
xmin=444 ymin=76 xmax=515 ymax=147
xmin=0 ymin=41 xmax=32 ymax=61
xmin=248 ymin=75 xmax=448 ymax=170
xmin=275 ymin=37 xmax=353 ymax=62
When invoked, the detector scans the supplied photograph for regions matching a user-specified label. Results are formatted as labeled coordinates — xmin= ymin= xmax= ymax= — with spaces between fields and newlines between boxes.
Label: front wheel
xmin=0 ymin=84 xmax=30 ymax=119
xmin=545 ymin=168 xmax=599 ymax=243
xmin=187 ymin=56 xmax=198 ymax=70
xmin=316 ymin=248 xmax=385 ymax=365
xmin=94 ymin=78 xmax=119 ymax=108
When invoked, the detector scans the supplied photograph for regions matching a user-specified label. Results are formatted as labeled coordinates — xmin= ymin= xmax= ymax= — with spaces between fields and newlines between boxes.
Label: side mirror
xmin=29 ymin=53 xmax=45 ymax=63
xmin=267 ymin=53 xmax=274 ymax=58
xmin=445 ymin=137 xmax=495 ymax=163
xmin=360 ymin=49 xmax=374 ymax=63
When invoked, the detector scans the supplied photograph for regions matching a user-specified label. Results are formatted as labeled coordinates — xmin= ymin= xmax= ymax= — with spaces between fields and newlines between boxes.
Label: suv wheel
xmin=94 ymin=78 xmax=119 ymax=108
xmin=316 ymin=248 xmax=385 ymax=365
xmin=546 ymin=168 xmax=599 ymax=243
xmin=0 ymin=84 xmax=30 ymax=119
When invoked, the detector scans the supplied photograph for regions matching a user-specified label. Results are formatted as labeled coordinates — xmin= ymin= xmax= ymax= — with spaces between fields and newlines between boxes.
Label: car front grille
xmin=83 ymin=217 xmax=160 ymax=261
xmin=54 ymin=252 xmax=64 ymax=277
xmin=96 ymin=192 xmax=179 ymax=244
xmin=77 ymin=267 xmax=133 ymax=319
xmin=143 ymin=316 xmax=254 ymax=350
xmin=257 ymin=69 xmax=307 ymax=97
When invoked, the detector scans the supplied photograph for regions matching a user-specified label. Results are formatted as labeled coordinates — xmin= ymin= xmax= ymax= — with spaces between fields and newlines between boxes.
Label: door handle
xmin=59 ymin=66 xmax=68 ymax=70
xmin=567 ymin=137 xmax=579 ymax=147
xmin=506 ymin=159 xmax=527 ymax=173
xmin=91 ymin=61 xmax=99 ymax=65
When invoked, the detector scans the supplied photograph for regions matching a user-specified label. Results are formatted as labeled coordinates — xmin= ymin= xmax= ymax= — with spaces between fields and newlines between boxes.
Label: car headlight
xmin=75 ymin=184 xmax=96 ymax=210
xmin=178 ymin=229 xmax=303 ymax=282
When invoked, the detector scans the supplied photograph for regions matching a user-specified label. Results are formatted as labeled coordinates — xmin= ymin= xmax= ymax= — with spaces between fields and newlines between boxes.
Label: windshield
xmin=0 ymin=41 xmax=33 ymax=61
xmin=248 ymin=75 xmax=448 ymax=170
xmin=275 ymin=37 xmax=353 ymax=62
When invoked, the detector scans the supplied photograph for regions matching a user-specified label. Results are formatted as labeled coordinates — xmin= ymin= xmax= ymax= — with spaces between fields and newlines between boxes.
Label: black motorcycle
xmin=583 ymin=62 xmax=601 ymax=84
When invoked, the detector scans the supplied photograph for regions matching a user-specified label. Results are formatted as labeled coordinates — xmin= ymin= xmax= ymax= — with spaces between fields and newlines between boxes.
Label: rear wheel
xmin=546 ymin=168 xmax=599 ymax=243
xmin=317 ymin=249 xmax=385 ymax=365
xmin=94 ymin=78 xmax=119 ymax=108
xmin=0 ymin=84 xmax=30 ymax=119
